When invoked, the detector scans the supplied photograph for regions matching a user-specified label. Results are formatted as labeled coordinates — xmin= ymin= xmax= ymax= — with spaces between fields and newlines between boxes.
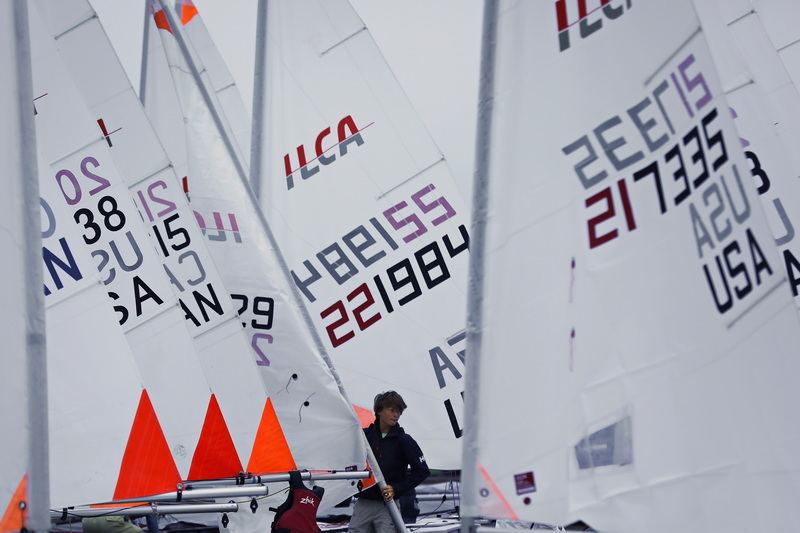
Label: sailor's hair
xmin=373 ymin=390 xmax=407 ymax=418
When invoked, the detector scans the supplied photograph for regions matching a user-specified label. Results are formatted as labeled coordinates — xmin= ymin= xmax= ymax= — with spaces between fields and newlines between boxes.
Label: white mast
xmin=138 ymin=0 xmax=150 ymax=104
xmin=249 ymin=0 xmax=267 ymax=199
xmin=15 ymin=0 xmax=50 ymax=530
xmin=461 ymin=1 xmax=497 ymax=531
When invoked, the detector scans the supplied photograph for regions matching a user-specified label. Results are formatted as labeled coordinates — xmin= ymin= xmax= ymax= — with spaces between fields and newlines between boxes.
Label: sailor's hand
xmin=382 ymin=485 xmax=394 ymax=501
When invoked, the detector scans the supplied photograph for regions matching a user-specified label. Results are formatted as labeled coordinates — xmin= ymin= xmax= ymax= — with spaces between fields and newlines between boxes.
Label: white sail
xmin=744 ymin=0 xmax=800 ymax=94
xmin=29 ymin=0 xmax=271 ymax=505
xmin=174 ymin=0 xmax=251 ymax=170
xmin=141 ymin=0 xmax=250 ymax=183
xmin=142 ymin=0 xmax=368 ymax=510
xmin=463 ymin=1 xmax=800 ymax=532
xmin=253 ymin=0 xmax=471 ymax=471
xmin=0 ymin=1 xmax=48 ymax=530
xmin=694 ymin=0 xmax=800 ymax=314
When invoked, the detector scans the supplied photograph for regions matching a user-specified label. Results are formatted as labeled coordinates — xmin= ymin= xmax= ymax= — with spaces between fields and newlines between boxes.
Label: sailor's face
xmin=378 ymin=406 xmax=401 ymax=428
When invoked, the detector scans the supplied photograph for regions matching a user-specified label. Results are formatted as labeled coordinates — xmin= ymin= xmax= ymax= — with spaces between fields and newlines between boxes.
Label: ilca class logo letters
xmin=555 ymin=0 xmax=632 ymax=52
xmin=283 ymin=114 xmax=368 ymax=190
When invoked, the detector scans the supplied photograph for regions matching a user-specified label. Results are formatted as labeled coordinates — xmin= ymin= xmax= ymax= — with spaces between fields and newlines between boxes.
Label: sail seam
xmin=189 ymin=314 xmax=247 ymax=339
xmin=778 ymin=37 xmax=800 ymax=53
xmin=724 ymin=78 xmax=754 ymax=95
xmin=115 ymin=298 xmax=184 ymax=334
xmin=48 ymin=136 xmax=106 ymax=166
xmin=644 ymin=25 xmax=702 ymax=86
xmin=126 ymin=163 xmax=174 ymax=188
xmin=727 ymin=9 xmax=755 ymax=26
xmin=320 ymin=26 xmax=367 ymax=56
xmin=725 ymin=278 xmax=788 ymax=329
xmin=376 ymin=156 xmax=446 ymax=199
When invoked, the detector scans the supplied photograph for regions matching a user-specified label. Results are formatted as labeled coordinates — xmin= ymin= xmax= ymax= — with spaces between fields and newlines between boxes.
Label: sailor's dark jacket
xmin=359 ymin=422 xmax=430 ymax=501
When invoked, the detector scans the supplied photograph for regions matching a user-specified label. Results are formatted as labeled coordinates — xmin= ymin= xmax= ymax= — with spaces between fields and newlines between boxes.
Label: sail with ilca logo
xmin=462 ymin=1 xmax=800 ymax=532
xmin=142 ymin=0 xmax=369 ymax=513
xmin=252 ymin=0 xmax=472 ymax=472
xmin=0 ymin=1 xmax=48 ymax=530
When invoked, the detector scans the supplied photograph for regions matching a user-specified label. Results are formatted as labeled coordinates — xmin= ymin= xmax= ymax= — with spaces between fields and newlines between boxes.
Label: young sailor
xmin=349 ymin=391 xmax=430 ymax=533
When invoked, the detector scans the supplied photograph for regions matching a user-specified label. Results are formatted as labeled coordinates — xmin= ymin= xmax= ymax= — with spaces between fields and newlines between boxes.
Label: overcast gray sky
xmin=88 ymin=0 xmax=483 ymax=201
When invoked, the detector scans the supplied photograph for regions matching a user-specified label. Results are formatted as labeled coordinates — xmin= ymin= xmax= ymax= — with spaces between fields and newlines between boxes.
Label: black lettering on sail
xmin=784 ymin=249 xmax=800 ymax=298
xmin=444 ymin=396 xmax=463 ymax=439
xmin=703 ymin=255 xmax=734 ymax=314
xmin=183 ymin=282 xmax=224 ymax=325
xmin=43 ymin=237 xmax=82 ymax=295
xmin=133 ymin=275 xmax=165 ymax=317
xmin=747 ymin=228 xmax=772 ymax=285
xmin=429 ymin=346 xmax=462 ymax=388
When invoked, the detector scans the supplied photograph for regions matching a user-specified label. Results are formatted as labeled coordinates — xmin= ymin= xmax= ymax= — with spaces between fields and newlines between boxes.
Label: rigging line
xmin=53 ymin=13 xmax=97 ymax=40
xmin=320 ymin=26 xmax=367 ymax=56
xmin=643 ymin=25 xmax=703 ymax=87
xmin=376 ymin=157 xmax=446 ymax=200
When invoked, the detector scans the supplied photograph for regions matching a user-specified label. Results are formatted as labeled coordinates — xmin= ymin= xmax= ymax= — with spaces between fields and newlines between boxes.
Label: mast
xmin=14 ymin=0 xmax=50 ymax=530
xmin=461 ymin=1 xmax=497 ymax=532
xmin=139 ymin=0 xmax=150 ymax=104
xmin=249 ymin=0 xmax=267 ymax=199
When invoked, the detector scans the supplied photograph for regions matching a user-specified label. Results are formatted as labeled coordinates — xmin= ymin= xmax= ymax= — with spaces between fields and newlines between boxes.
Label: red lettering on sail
xmin=283 ymin=115 xmax=372 ymax=190
xmin=554 ymin=0 xmax=631 ymax=52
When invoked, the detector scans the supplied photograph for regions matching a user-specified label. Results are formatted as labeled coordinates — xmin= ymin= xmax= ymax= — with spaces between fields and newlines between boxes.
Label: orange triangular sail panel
xmin=0 ymin=475 xmax=26 ymax=533
xmin=188 ymin=394 xmax=243 ymax=480
xmin=247 ymin=398 xmax=296 ymax=474
xmin=353 ymin=404 xmax=373 ymax=429
xmin=178 ymin=0 xmax=199 ymax=25
xmin=113 ymin=390 xmax=182 ymax=500
xmin=152 ymin=4 xmax=172 ymax=33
